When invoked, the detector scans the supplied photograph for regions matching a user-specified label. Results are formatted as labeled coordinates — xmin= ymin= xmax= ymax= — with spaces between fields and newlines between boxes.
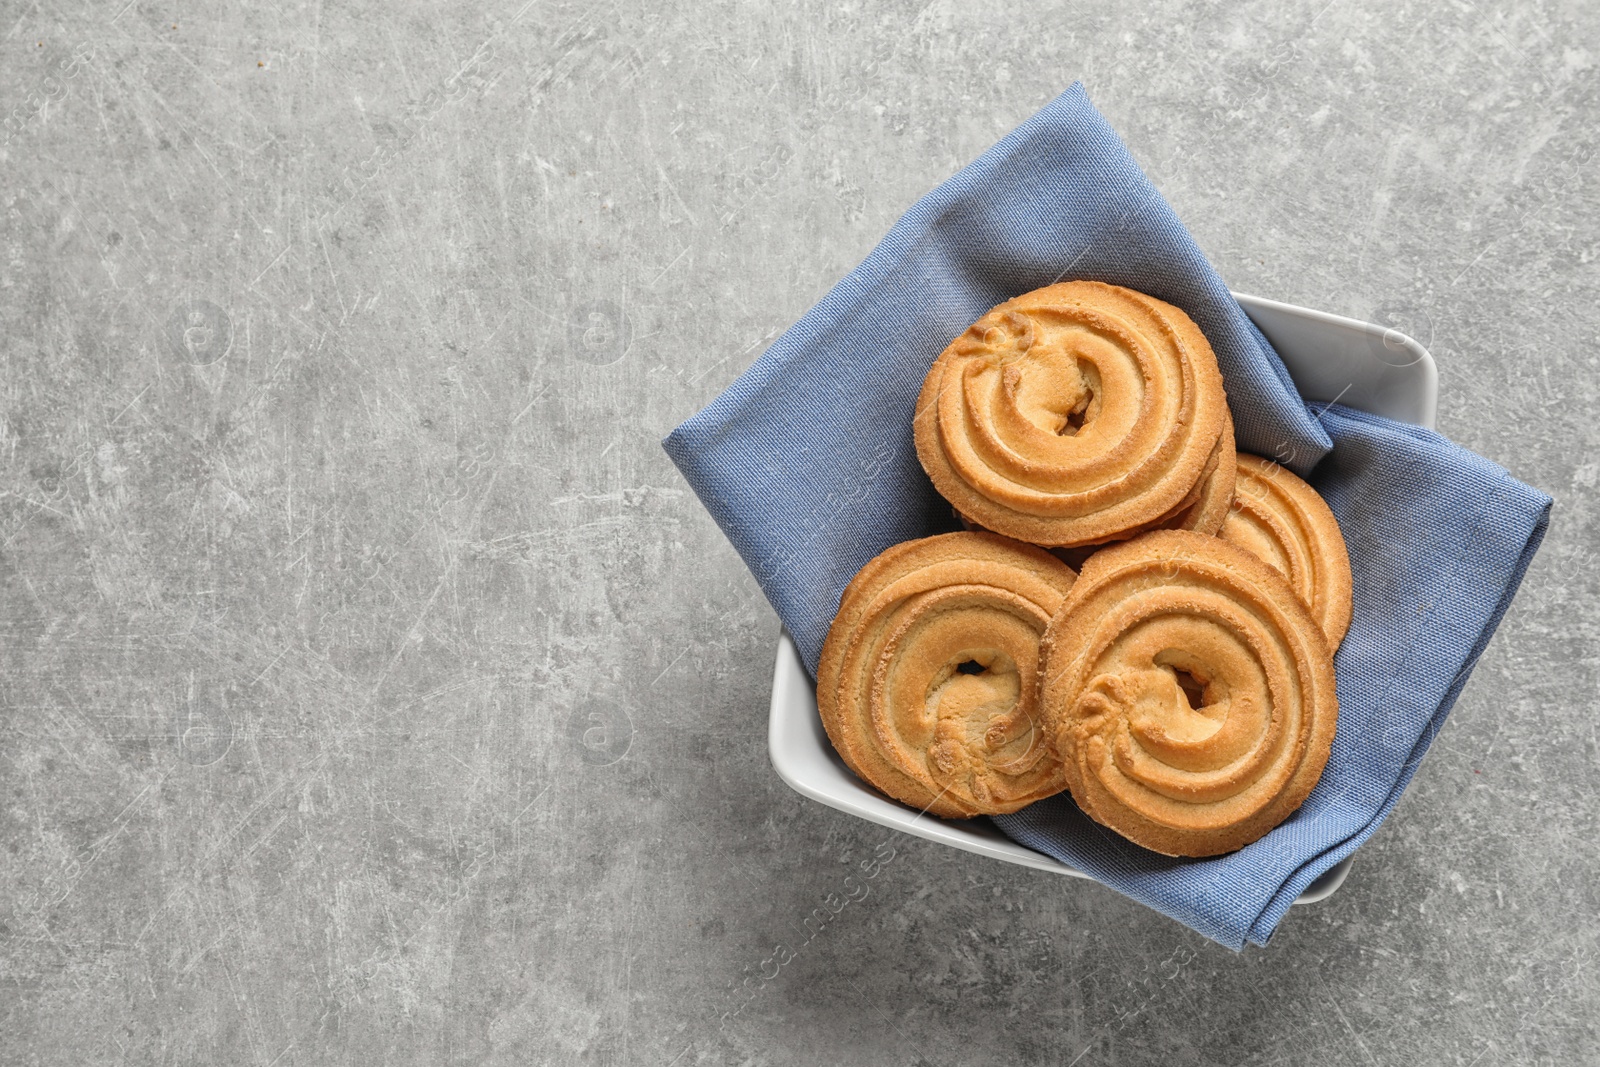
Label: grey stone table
xmin=2 ymin=1 xmax=1595 ymax=1063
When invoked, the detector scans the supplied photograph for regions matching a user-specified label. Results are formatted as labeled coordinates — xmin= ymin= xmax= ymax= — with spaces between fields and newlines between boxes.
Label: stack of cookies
xmin=816 ymin=282 xmax=1351 ymax=857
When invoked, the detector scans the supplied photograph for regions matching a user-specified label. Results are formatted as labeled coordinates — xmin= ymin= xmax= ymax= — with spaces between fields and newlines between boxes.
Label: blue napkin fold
xmin=662 ymin=84 xmax=1551 ymax=948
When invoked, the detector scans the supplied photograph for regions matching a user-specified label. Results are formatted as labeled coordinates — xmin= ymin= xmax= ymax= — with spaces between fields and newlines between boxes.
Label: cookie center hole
xmin=955 ymin=659 xmax=986 ymax=676
xmin=1171 ymin=667 xmax=1207 ymax=710
xmin=1056 ymin=387 xmax=1094 ymax=436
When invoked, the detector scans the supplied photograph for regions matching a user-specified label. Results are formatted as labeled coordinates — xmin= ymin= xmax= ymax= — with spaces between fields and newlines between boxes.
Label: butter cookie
xmin=1039 ymin=530 xmax=1337 ymax=856
xmin=1220 ymin=453 xmax=1353 ymax=649
xmin=914 ymin=281 xmax=1231 ymax=547
xmin=818 ymin=532 xmax=1078 ymax=818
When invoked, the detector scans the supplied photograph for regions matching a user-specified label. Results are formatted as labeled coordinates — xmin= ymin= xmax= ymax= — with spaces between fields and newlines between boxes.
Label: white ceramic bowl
xmin=767 ymin=292 xmax=1439 ymax=905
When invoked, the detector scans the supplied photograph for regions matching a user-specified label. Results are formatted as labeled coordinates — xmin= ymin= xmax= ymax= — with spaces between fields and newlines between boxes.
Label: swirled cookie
xmin=817 ymin=532 xmax=1078 ymax=818
xmin=1220 ymin=454 xmax=1353 ymax=649
xmin=914 ymin=281 xmax=1231 ymax=548
xmin=1039 ymin=531 xmax=1337 ymax=856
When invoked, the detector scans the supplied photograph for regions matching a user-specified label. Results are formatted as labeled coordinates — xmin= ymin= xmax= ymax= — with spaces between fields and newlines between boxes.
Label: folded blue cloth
xmin=663 ymin=84 xmax=1551 ymax=948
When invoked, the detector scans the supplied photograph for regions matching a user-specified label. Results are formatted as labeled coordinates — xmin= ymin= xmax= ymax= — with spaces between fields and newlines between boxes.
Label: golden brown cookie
xmin=1220 ymin=454 xmax=1353 ymax=650
xmin=817 ymin=532 xmax=1078 ymax=818
xmin=913 ymin=281 xmax=1231 ymax=548
xmin=1039 ymin=530 xmax=1338 ymax=857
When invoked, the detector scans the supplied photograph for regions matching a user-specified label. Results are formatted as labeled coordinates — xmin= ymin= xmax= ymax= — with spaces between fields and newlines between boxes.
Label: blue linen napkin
xmin=662 ymin=83 xmax=1551 ymax=949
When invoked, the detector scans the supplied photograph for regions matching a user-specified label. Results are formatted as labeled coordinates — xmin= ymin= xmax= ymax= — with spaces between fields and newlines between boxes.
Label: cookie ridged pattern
xmin=1221 ymin=453 xmax=1354 ymax=650
xmin=1039 ymin=531 xmax=1338 ymax=857
xmin=816 ymin=532 xmax=1078 ymax=818
xmin=913 ymin=281 xmax=1234 ymax=548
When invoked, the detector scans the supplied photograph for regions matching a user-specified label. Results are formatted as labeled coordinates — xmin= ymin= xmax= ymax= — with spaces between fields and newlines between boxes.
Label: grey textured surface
xmin=1 ymin=1 xmax=1595 ymax=1063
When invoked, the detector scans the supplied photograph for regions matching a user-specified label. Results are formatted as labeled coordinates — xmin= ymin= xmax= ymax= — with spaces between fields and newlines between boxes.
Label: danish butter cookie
xmin=1220 ymin=453 xmax=1353 ymax=650
xmin=914 ymin=281 xmax=1231 ymax=548
xmin=817 ymin=532 xmax=1077 ymax=818
xmin=1040 ymin=531 xmax=1338 ymax=856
